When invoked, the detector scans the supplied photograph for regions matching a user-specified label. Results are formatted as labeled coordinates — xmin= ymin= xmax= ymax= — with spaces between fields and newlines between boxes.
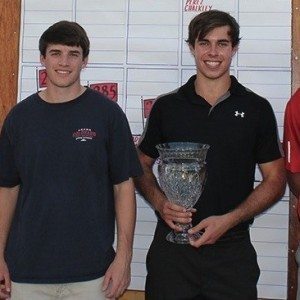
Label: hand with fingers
xmin=0 ymin=260 xmax=11 ymax=300
xmin=102 ymin=255 xmax=131 ymax=299
xmin=157 ymin=199 xmax=196 ymax=231
xmin=188 ymin=214 xmax=233 ymax=248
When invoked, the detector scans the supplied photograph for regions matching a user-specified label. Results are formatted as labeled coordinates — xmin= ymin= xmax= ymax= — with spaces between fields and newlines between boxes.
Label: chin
xmin=203 ymin=71 xmax=229 ymax=80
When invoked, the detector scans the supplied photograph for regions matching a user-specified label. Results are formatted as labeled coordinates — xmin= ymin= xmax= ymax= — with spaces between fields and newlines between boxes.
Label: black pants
xmin=145 ymin=224 xmax=260 ymax=300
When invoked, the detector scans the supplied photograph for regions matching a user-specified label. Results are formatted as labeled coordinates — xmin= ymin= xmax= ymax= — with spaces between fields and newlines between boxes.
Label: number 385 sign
xmin=90 ymin=82 xmax=118 ymax=102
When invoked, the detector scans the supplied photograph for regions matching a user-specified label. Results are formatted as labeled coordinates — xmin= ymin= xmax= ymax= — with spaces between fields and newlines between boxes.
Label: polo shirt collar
xmin=178 ymin=74 xmax=248 ymax=107
xmin=229 ymin=75 xmax=248 ymax=96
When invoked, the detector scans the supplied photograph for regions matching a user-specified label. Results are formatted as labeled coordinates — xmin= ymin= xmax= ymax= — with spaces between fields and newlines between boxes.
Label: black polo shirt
xmin=139 ymin=75 xmax=282 ymax=230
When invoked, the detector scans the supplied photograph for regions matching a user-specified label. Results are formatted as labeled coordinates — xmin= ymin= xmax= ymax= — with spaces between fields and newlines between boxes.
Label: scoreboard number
xmin=37 ymin=68 xmax=47 ymax=88
xmin=143 ymin=98 xmax=156 ymax=118
xmin=90 ymin=82 xmax=118 ymax=102
xmin=132 ymin=134 xmax=141 ymax=146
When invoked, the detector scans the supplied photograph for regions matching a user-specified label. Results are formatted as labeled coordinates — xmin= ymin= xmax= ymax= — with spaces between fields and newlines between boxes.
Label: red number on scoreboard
xmin=143 ymin=99 xmax=156 ymax=118
xmin=132 ymin=134 xmax=141 ymax=146
xmin=38 ymin=69 xmax=47 ymax=88
xmin=90 ymin=82 xmax=118 ymax=102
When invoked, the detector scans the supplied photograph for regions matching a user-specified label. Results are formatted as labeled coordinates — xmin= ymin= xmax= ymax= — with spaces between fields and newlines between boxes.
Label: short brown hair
xmin=39 ymin=20 xmax=90 ymax=58
xmin=186 ymin=10 xmax=241 ymax=47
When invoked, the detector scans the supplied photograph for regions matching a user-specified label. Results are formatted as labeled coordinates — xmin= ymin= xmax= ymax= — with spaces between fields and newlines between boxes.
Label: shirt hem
xmin=10 ymin=272 xmax=105 ymax=284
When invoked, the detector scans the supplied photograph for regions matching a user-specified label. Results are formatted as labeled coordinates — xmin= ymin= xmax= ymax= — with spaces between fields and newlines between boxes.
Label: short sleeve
xmin=283 ymin=92 xmax=300 ymax=172
xmin=254 ymin=100 xmax=283 ymax=164
xmin=0 ymin=116 xmax=20 ymax=187
xmin=138 ymin=100 xmax=162 ymax=159
xmin=107 ymin=106 xmax=142 ymax=184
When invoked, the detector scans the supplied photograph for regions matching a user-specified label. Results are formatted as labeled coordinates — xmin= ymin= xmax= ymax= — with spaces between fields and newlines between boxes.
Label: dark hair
xmin=39 ymin=20 xmax=90 ymax=58
xmin=186 ymin=10 xmax=241 ymax=47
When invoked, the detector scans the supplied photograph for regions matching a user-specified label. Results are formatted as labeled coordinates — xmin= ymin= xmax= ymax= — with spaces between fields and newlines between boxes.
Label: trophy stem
xmin=166 ymin=223 xmax=201 ymax=244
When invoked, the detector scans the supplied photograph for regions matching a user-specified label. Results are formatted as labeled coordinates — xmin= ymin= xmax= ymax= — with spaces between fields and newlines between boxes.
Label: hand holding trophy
xmin=156 ymin=142 xmax=209 ymax=244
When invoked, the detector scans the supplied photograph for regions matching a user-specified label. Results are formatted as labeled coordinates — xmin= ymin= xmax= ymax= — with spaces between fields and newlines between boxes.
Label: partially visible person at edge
xmin=283 ymin=88 xmax=300 ymax=300
xmin=0 ymin=20 xmax=142 ymax=300
xmin=134 ymin=9 xmax=286 ymax=300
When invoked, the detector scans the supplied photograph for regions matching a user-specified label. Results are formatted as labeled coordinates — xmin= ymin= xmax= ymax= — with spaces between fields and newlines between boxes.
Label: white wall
xmin=18 ymin=0 xmax=292 ymax=298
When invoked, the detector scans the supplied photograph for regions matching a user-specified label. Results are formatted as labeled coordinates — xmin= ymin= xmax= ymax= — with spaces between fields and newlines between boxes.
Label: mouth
xmin=204 ymin=61 xmax=221 ymax=68
xmin=56 ymin=70 xmax=71 ymax=74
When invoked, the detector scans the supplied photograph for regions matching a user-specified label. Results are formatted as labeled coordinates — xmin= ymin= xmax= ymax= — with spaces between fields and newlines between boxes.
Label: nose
xmin=208 ymin=44 xmax=218 ymax=56
xmin=58 ymin=54 xmax=69 ymax=66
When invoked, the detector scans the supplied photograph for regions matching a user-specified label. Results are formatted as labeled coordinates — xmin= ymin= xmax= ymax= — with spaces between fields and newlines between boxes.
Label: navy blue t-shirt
xmin=0 ymin=88 xmax=142 ymax=283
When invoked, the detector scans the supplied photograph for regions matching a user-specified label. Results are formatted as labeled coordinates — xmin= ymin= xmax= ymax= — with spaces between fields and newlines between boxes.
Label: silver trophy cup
xmin=156 ymin=142 xmax=210 ymax=244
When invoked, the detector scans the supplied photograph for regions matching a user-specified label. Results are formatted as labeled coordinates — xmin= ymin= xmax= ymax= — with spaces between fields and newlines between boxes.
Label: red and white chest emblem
xmin=72 ymin=128 xmax=97 ymax=142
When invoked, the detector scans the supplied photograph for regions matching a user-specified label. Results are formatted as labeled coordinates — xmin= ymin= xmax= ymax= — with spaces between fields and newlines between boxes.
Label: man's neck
xmin=195 ymin=75 xmax=231 ymax=106
xmin=39 ymin=85 xmax=86 ymax=104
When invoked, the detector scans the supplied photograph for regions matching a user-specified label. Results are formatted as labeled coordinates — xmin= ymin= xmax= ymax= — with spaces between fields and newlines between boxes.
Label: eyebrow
xmin=69 ymin=50 xmax=81 ymax=55
xmin=48 ymin=49 xmax=61 ymax=53
xmin=199 ymin=38 xmax=231 ymax=43
xmin=48 ymin=49 xmax=82 ymax=55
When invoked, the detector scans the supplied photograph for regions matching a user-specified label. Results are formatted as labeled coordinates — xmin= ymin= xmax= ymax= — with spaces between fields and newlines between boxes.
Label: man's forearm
xmin=0 ymin=186 xmax=19 ymax=257
xmin=133 ymin=150 xmax=169 ymax=213
xmin=134 ymin=163 xmax=167 ymax=213
xmin=114 ymin=179 xmax=136 ymax=260
xmin=226 ymin=160 xmax=286 ymax=229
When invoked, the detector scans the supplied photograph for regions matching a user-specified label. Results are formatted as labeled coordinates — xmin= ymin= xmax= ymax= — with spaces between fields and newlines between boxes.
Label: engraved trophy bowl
xmin=156 ymin=142 xmax=210 ymax=244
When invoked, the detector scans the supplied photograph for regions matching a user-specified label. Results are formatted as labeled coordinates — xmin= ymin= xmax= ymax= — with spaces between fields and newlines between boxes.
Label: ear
xmin=81 ymin=57 xmax=88 ymax=69
xmin=189 ymin=44 xmax=195 ymax=56
xmin=40 ymin=55 xmax=45 ymax=66
xmin=231 ymin=45 xmax=238 ymax=57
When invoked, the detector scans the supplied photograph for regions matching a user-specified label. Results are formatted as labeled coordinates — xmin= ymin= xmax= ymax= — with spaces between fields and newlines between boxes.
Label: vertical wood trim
xmin=292 ymin=0 xmax=300 ymax=90
xmin=0 ymin=0 xmax=21 ymax=127
xmin=288 ymin=194 xmax=300 ymax=300
xmin=288 ymin=2 xmax=300 ymax=299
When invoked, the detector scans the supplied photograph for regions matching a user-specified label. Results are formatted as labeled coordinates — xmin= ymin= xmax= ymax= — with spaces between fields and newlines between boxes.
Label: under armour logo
xmin=234 ymin=111 xmax=245 ymax=118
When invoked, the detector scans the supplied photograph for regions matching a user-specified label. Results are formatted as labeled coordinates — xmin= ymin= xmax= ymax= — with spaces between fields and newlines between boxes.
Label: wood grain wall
xmin=292 ymin=0 xmax=300 ymax=90
xmin=288 ymin=1 xmax=300 ymax=299
xmin=0 ymin=0 xmax=20 ymax=127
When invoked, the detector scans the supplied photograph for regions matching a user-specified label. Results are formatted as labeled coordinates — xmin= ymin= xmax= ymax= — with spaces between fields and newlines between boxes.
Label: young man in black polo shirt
xmin=135 ymin=10 xmax=286 ymax=300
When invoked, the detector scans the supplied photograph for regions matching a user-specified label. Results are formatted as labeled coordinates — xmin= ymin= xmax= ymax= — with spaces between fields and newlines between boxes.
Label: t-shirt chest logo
xmin=72 ymin=128 xmax=97 ymax=142
xmin=234 ymin=110 xmax=245 ymax=118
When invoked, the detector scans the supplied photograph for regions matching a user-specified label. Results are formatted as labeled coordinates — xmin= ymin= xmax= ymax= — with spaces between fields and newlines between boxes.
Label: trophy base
xmin=166 ymin=231 xmax=202 ymax=244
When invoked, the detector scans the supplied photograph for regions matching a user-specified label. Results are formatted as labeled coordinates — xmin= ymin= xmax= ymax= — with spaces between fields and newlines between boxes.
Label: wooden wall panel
xmin=292 ymin=0 xmax=300 ymax=90
xmin=288 ymin=2 xmax=300 ymax=299
xmin=0 ymin=0 xmax=20 ymax=127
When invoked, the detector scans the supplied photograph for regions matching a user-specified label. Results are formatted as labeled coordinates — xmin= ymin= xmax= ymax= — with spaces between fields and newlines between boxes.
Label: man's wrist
xmin=0 ymin=248 xmax=5 ymax=260
xmin=115 ymin=248 xmax=132 ymax=259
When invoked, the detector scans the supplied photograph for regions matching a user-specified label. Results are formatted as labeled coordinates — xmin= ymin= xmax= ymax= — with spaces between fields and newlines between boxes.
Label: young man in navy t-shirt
xmin=0 ymin=21 xmax=142 ymax=300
